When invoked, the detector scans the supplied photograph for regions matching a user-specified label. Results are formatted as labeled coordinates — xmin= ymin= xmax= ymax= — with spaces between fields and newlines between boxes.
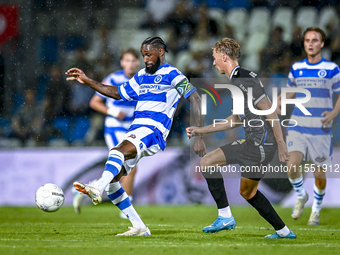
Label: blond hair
xmin=213 ymin=38 xmax=241 ymax=60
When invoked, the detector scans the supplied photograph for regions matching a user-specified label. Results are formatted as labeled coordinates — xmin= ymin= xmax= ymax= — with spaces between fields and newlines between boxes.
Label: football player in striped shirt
xmin=277 ymin=27 xmax=340 ymax=225
xmin=66 ymin=37 xmax=206 ymax=236
xmin=72 ymin=49 xmax=140 ymax=218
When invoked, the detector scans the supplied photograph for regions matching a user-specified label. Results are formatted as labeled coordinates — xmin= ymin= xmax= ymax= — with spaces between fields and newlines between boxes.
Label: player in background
xmin=72 ymin=49 xmax=140 ymax=218
xmin=187 ymin=38 xmax=296 ymax=239
xmin=277 ymin=27 xmax=340 ymax=225
xmin=66 ymin=37 xmax=206 ymax=236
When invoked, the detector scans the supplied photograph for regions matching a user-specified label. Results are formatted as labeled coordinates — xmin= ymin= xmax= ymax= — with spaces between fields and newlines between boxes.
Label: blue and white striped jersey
xmin=96 ymin=70 xmax=137 ymax=131
xmin=287 ymin=58 xmax=340 ymax=135
xmin=118 ymin=62 xmax=196 ymax=149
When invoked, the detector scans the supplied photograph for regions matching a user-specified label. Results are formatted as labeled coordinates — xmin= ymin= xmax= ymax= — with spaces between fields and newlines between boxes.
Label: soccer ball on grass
xmin=35 ymin=183 xmax=64 ymax=212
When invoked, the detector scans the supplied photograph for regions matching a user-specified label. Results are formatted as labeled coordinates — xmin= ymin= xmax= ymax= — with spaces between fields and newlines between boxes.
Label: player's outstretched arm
xmin=187 ymin=91 xmax=206 ymax=157
xmin=257 ymin=96 xmax=290 ymax=162
xmin=186 ymin=114 xmax=241 ymax=139
xmin=65 ymin=68 xmax=121 ymax=100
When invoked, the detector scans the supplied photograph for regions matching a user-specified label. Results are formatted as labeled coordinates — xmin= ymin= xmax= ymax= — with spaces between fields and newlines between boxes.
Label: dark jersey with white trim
xmin=230 ymin=67 xmax=276 ymax=147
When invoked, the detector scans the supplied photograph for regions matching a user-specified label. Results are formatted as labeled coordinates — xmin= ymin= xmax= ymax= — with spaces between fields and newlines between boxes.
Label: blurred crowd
xmin=1 ymin=0 xmax=340 ymax=147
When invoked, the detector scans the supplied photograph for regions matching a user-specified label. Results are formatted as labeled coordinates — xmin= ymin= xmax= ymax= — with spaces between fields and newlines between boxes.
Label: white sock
xmin=312 ymin=183 xmax=325 ymax=213
xmin=276 ymin=226 xmax=290 ymax=237
xmin=95 ymin=171 xmax=114 ymax=194
xmin=289 ymin=176 xmax=307 ymax=199
xmin=218 ymin=206 xmax=232 ymax=218
xmin=106 ymin=182 xmax=146 ymax=230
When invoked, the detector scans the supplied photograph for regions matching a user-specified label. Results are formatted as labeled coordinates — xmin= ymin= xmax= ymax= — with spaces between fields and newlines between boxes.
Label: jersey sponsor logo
xmin=318 ymin=69 xmax=327 ymax=78
xmin=315 ymin=157 xmax=326 ymax=163
xmin=154 ymin=75 xmax=162 ymax=83
xmin=139 ymin=143 xmax=143 ymax=149
xmin=128 ymin=134 xmax=136 ymax=139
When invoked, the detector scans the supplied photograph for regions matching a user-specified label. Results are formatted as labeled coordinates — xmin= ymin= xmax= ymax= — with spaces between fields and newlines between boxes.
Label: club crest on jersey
xmin=154 ymin=75 xmax=162 ymax=83
xmin=299 ymin=70 xmax=303 ymax=76
xmin=318 ymin=70 xmax=327 ymax=78
xmin=128 ymin=134 xmax=136 ymax=139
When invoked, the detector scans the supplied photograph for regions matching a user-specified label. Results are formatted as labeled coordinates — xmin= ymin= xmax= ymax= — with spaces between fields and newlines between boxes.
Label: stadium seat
xmin=115 ymin=8 xmax=147 ymax=29
xmin=174 ymin=50 xmax=191 ymax=73
xmin=296 ymin=6 xmax=318 ymax=32
xmin=247 ymin=7 xmax=271 ymax=35
xmin=241 ymin=52 xmax=260 ymax=72
xmin=243 ymin=32 xmax=268 ymax=56
xmin=113 ymin=29 xmax=152 ymax=52
xmin=208 ymin=8 xmax=225 ymax=32
xmin=319 ymin=6 xmax=339 ymax=33
xmin=225 ymin=8 xmax=248 ymax=43
xmin=272 ymin=7 xmax=294 ymax=44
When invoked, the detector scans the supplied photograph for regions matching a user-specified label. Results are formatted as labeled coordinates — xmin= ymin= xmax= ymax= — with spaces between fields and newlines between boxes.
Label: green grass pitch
xmin=1 ymin=204 xmax=339 ymax=255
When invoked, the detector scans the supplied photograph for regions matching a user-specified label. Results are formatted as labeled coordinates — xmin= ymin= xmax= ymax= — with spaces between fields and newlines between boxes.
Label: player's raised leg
xmin=287 ymin=151 xmax=308 ymax=219
xmin=240 ymin=177 xmax=296 ymax=239
xmin=201 ymin=148 xmax=236 ymax=233
xmin=308 ymin=166 xmax=326 ymax=225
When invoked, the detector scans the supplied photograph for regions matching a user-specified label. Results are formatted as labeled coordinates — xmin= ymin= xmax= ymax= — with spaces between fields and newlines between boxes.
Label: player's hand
xmin=186 ymin=126 xmax=202 ymax=139
xmin=194 ymin=137 xmax=206 ymax=157
xmin=65 ymin=68 xmax=87 ymax=84
xmin=116 ymin=111 xmax=126 ymax=121
xmin=277 ymin=141 xmax=290 ymax=163
xmin=321 ymin=110 xmax=336 ymax=126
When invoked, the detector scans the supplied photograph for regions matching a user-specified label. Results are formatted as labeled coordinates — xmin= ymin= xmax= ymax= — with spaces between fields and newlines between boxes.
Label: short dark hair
xmin=120 ymin=48 xmax=139 ymax=60
xmin=303 ymin=27 xmax=326 ymax=42
xmin=142 ymin=36 xmax=169 ymax=53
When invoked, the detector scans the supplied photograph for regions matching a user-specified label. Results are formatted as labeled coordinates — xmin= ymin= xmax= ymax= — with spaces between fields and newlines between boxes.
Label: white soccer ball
xmin=35 ymin=183 xmax=65 ymax=212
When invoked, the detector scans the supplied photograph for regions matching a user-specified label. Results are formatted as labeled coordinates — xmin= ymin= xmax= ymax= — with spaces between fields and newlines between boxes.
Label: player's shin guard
xmin=106 ymin=182 xmax=146 ymax=230
xmin=203 ymin=171 xmax=229 ymax=209
xmin=247 ymin=190 xmax=285 ymax=231
xmin=96 ymin=150 xmax=124 ymax=193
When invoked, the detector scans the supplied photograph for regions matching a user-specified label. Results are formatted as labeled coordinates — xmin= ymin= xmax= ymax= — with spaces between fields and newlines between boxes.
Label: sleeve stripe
xmin=118 ymin=86 xmax=132 ymax=101
xmin=254 ymin=94 xmax=266 ymax=105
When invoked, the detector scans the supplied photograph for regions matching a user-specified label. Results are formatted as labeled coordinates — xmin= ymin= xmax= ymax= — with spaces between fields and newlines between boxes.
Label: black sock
xmin=204 ymin=171 xmax=229 ymax=209
xmin=246 ymin=190 xmax=285 ymax=230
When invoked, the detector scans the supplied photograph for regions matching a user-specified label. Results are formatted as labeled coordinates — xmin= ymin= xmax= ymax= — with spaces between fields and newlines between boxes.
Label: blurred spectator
xmin=44 ymin=65 xmax=70 ymax=120
xmin=289 ymin=26 xmax=305 ymax=63
xmin=86 ymin=26 xmax=118 ymax=64
xmin=260 ymin=26 xmax=288 ymax=75
xmin=141 ymin=0 xmax=177 ymax=29
xmin=193 ymin=4 xmax=219 ymax=37
xmin=166 ymin=2 xmax=196 ymax=53
xmin=93 ymin=51 xmax=117 ymax=81
xmin=42 ymin=65 xmax=70 ymax=142
xmin=11 ymin=89 xmax=44 ymax=146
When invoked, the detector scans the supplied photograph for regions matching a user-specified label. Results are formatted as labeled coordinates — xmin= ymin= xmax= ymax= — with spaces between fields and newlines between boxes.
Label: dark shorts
xmin=220 ymin=139 xmax=277 ymax=181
